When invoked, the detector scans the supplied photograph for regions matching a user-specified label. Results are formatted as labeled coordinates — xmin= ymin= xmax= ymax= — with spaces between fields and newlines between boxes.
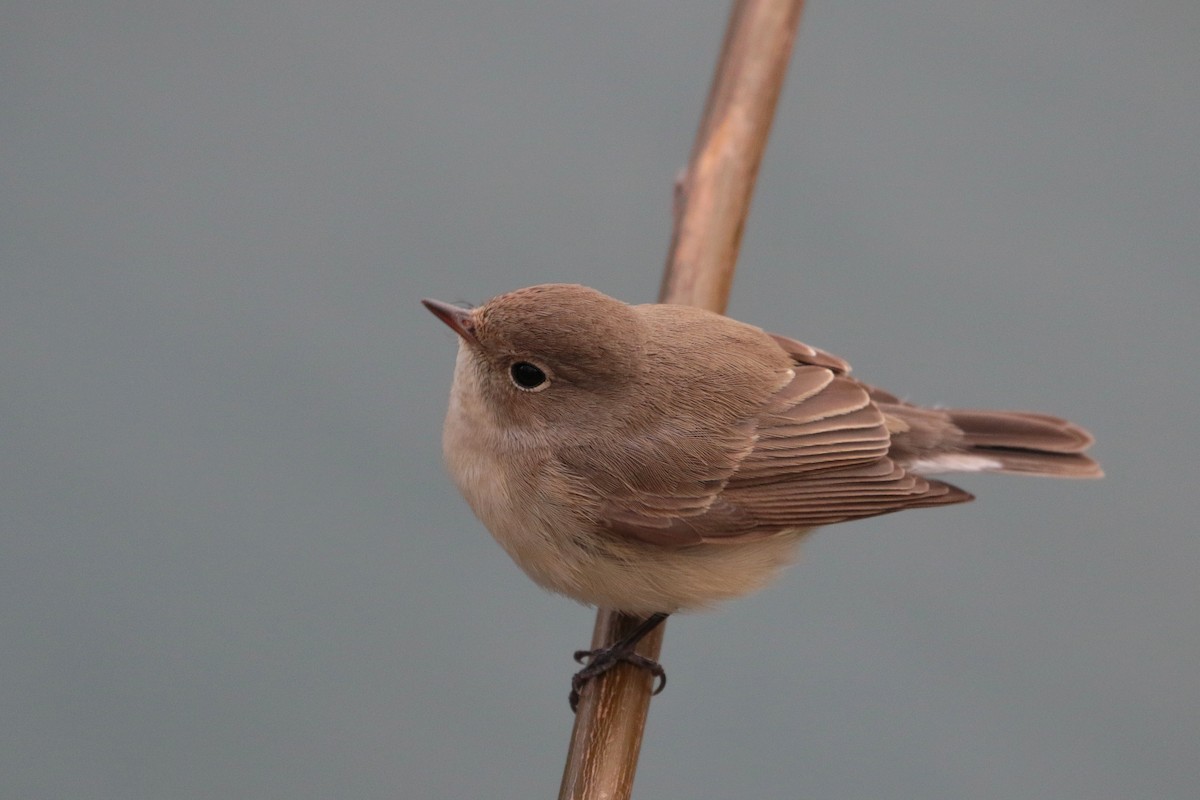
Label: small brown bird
xmin=424 ymin=284 xmax=1100 ymax=708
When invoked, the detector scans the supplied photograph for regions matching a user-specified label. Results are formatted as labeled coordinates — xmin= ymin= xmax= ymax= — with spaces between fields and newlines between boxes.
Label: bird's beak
xmin=422 ymin=298 xmax=479 ymax=344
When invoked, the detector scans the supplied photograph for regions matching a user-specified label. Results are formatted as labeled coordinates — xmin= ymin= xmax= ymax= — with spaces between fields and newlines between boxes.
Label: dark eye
xmin=510 ymin=362 xmax=548 ymax=390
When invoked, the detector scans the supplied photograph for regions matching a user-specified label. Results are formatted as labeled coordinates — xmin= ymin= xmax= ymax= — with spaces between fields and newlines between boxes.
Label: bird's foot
xmin=569 ymin=645 xmax=666 ymax=712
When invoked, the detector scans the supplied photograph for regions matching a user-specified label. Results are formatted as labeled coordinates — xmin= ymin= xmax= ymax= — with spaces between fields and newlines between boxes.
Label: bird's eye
xmin=510 ymin=361 xmax=548 ymax=390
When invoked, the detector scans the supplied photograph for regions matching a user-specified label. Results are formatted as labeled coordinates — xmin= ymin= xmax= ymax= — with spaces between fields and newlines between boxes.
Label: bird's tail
xmin=878 ymin=391 xmax=1103 ymax=479
xmin=945 ymin=409 xmax=1103 ymax=478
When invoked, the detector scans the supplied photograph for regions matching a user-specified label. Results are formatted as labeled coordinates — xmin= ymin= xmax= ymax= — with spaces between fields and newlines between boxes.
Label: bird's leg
xmin=569 ymin=612 xmax=669 ymax=712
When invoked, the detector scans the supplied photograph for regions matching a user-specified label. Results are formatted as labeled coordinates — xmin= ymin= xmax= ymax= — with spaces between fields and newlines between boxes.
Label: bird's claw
xmin=569 ymin=646 xmax=667 ymax=712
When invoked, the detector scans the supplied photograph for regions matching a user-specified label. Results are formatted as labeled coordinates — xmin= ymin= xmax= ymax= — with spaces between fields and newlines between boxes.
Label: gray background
xmin=3 ymin=2 xmax=1197 ymax=798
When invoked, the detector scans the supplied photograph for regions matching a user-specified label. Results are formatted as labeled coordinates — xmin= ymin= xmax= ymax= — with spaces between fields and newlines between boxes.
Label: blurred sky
xmin=3 ymin=2 xmax=1198 ymax=798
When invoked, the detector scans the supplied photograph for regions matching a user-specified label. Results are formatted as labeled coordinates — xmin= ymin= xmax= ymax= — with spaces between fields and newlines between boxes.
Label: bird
xmin=423 ymin=283 xmax=1101 ymax=709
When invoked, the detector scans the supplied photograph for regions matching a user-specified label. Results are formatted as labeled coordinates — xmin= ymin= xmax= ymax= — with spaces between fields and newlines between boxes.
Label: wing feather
xmin=570 ymin=333 xmax=972 ymax=547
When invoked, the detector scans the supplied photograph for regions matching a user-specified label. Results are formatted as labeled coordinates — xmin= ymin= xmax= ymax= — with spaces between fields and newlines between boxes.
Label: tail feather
xmin=948 ymin=409 xmax=1103 ymax=479
xmin=883 ymin=401 xmax=1103 ymax=479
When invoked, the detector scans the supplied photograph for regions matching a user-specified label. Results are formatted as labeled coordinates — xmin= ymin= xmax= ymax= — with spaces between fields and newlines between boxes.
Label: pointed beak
xmin=422 ymin=298 xmax=479 ymax=343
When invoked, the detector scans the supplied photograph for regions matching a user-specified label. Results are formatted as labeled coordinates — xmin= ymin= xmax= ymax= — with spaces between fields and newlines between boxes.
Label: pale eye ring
xmin=509 ymin=361 xmax=549 ymax=391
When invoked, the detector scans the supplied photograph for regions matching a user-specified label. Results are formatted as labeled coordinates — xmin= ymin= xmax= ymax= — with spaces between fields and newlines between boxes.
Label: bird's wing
xmin=561 ymin=340 xmax=972 ymax=547
xmin=767 ymin=332 xmax=852 ymax=374
xmin=702 ymin=365 xmax=972 ymax=540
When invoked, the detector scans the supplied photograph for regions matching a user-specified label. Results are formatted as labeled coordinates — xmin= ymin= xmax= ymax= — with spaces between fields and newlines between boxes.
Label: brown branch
xmin=558 ymin=2 xmax=806 ymax=799
xmin=556 ymin=612 xmax=666 ymax=798
xmin=661 ymin=0 xmax=806 ymax=314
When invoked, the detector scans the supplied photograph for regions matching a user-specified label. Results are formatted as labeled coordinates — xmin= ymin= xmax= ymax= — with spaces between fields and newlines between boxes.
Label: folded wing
xmin=574 ymin=339 xmax=972 ymax=547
